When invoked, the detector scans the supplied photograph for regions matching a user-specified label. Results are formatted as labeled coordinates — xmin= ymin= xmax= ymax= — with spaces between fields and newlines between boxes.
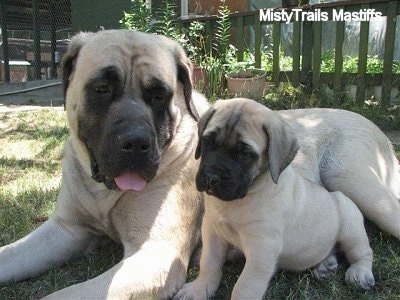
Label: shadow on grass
xmin=0 ymin=186 xmax=59 ymax=244
xmin=0 ymin=238 xmax=123 ymax=299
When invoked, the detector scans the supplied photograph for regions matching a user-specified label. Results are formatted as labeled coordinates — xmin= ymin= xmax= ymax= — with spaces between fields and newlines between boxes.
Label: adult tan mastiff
xmin=175 ymin=98 xmax=376 ymax=299
xmin=0 ymin=30 xmax=209 ymax=299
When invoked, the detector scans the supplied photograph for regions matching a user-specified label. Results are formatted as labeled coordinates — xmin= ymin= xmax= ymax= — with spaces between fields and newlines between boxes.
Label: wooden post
xmin=312 ymin=21 xmax=322 ymax=92
xmin=356 ymin=4 xmax=370 ymax=104
xmin=0 ymin=0 xmax=10 ymax=83
xmin=292 ymin=21 xmax=301 ymax=87
xmin=50 ymin=1 xmax=58 ymax=79
xmin=33 ymin=0 xmax=42 ymax=80
xmin=381 ymin=1 xmax=397 ymax=106
xmin=334 ymin=13 xmax=344 ymax=98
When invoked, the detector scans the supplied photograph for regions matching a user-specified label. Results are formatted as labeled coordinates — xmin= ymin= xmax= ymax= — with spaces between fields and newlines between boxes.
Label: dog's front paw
xmin=173 ymin=280 xmax=216 ymax=300
xmin=345 ymin=265 xmax=375 ymax=290
xmin=312 ymin=254 xmax=338 ymax=282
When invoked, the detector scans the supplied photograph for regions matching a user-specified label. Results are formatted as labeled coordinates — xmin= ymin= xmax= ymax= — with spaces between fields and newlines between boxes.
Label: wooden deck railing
xmin=181 ymin=0 xmax=400 ymax=104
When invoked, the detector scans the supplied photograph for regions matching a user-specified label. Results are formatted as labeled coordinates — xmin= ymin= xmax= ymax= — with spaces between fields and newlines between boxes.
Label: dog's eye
xmin=202 ymin=136 xmax=216 ymax=149
xmin=152 ymin=93 xmax=166 ymax=102
xmin=94 ymin=84 xmax=111 ymax=94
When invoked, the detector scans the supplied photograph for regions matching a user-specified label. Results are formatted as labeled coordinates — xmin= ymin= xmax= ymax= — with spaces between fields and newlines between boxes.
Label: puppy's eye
xmin=240 ymin=149 xmax=255 ymax=160
xmin=238 ymin=143 xmax=256 ymax=160
xmin=94 ymin=84 xmax=111 ymax=94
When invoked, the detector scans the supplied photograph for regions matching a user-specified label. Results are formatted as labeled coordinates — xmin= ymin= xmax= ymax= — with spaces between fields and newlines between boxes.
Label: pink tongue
xmin=114 ymin=172 xmax=147 ymax=191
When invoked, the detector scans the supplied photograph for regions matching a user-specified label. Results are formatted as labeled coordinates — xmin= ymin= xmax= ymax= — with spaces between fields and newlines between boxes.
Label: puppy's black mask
xmin=195 ymin=108 xmax=259 ymax=201
xmin=196 ymin=133 xmax=259 ymax=201
xmin=195 ymin=100 xmax=299 ymax=201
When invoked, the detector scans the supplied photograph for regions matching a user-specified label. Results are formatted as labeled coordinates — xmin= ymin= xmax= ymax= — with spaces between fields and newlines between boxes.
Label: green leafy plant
xmin=181 ymin=21 xmax=206 ymax=66
xmin=320 ymin=50 xmax=400 ymax=74
xmin=224 ymin=45 xmax=255 ymax=75
xmin=154 ymin=0 xmax=181 ymax=41
xmin=120 ymin=0 xmax=153 ymax=32
xmin=214 ymin=2 xmax=231 ymax=65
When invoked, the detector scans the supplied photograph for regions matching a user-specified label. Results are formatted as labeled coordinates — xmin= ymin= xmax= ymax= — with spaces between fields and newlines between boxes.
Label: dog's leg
xmin=0 ymin=216 xmax=96 ymax=282
xmin=173 ymin=218 xmax=229 ymax=300
xmin=231 ymin=239 xmax=281 ymax=300
xmin=43 ymin=239 xmax=196 ymax=299
xmin=322 ymin=168 xmax=400 ymax=240
xmin=333 ymin=192 xmax=375 ymax=290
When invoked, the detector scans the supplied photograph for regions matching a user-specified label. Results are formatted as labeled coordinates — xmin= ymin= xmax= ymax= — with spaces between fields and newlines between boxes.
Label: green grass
xmin=0 ymin=109 xmax=124 ymax=298
xmin=0 ymin=107 xmax=399 ymax=299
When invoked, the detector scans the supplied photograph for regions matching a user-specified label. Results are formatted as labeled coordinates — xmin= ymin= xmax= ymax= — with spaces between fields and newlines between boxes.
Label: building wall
xmin=71 ymin=0 xmax=131 ymax=33
xmin=189 ymin=0 xmax=247 ymax=15
xmin=70 ymin=0 xmax=250 ymax=33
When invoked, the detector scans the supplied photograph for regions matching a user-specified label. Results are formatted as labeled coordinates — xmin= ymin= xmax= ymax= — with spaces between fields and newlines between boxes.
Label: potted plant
xmin=214 ymin=2 xmax=267 ymax=99
xmin=224 ymin=46 xmax=267 ymax=99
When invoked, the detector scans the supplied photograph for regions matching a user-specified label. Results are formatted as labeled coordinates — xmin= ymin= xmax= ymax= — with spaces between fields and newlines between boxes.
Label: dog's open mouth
xmin=206 ymin=190 xmax=215 ymax=196
xmin=114 ymin=171 xmax=148 ymax=191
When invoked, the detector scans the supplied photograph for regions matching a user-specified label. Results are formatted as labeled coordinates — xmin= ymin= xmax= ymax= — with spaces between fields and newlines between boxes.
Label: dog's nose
xmin=206 ymin=175 xmax=220 ymax=188
xmin=117 ymin=130 xmax=151 ymax=154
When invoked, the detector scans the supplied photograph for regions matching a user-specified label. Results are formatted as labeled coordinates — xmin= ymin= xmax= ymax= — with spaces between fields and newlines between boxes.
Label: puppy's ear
xmin=263 ymin=112 xmax=299 ymax=184
xmin=61 ymin=32 xmax=95 ymax=98
xmin=195 ymin=108 xmax=216 ymax=159
xmin=173 ymin=43 xmax=200 ymax=121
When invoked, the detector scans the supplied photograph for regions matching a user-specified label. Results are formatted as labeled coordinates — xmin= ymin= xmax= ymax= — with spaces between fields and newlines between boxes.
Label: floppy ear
xmin=263 ymin=113 xmax=299 ymax=184
xmin=61 ymin=32 xmax=95 ymax=98
xmin=173 ymin=43 xmax=200 ymax=121
xmin=195 ymin=108 xmax=216 ymax=159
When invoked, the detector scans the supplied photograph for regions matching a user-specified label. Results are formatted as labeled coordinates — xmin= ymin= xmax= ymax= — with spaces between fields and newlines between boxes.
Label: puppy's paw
xmin=173 ymin=280 xmax=215 ymax=300
xmin=312 ymin=254 xmax=338 ymax=282
xmin=345 ymin=265 xmax=375 ymax=290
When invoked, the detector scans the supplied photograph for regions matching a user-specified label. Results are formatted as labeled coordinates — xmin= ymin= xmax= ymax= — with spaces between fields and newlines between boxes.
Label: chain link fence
xmin=0 ymin=0 xmax=71 ymax=83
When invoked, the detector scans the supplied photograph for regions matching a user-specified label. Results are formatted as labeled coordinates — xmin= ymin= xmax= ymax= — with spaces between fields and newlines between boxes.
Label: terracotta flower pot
xmin=226 ymin=69 xmax=267 ymax=99
xmin=192 ymin=66 xmax=204 ymax=85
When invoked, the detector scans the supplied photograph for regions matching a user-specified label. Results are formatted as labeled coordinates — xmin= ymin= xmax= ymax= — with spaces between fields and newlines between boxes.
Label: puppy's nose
xmin=117 ymin=130 xmax=151 ymax=154
xmin=206 ymin=175 xmax=220 ymax=188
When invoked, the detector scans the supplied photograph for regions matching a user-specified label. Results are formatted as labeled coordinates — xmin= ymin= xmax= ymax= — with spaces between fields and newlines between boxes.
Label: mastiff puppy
xmin=175 ymin=98 xmax=376 ymax=299
xmin=0 ymin=30 xmax=208 ymax=299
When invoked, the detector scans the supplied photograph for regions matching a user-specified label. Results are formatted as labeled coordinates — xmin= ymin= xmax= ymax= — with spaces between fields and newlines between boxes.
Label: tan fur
xmin=175 ymin=98 xmax=378 ymax=300
xmin=0 ymin=30 xmax=208 ymax=299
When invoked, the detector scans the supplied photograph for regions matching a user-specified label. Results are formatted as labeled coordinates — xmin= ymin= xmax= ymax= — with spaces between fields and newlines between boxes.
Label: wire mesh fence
xmin=0 ymin=0 xmax=71 ymax=83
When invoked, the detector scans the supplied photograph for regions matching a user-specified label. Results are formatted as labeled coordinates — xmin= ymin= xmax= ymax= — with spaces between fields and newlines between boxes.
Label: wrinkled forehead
xmin=74 ymin=34 xmax=177 ymax=87
xmin=205 ymin=105 xmax=267 ymax=154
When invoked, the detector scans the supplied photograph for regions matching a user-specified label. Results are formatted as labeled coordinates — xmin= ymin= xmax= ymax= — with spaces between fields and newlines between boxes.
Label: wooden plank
xmin=0 ymin=1 xmax=10 ymax=83
xmin=334 ymin=15 xmax=345 ymax=96
xmin=205 ymin=20 xmax=212 ymax=54
xmin=312 ymin=21 xmax=322 ymax=90
xmin=292 ymin=21 xmax=301 ymax=87
xmin=356 ymin=4 xmax=370 ymax=103
xmin=254 ymin=14 xmax=262 ymax=68
xmin=381 ymin=1 xmax=397 ymax=105
xmin=272 ymin=21 xmax=281 ymax=86
xmin=32 ymin=0 xmax=42 ymax=80
xmin=301 ymin=20 xmax=313 ymax=92
xmin=236 ymin=15 xmax=244 ymax=62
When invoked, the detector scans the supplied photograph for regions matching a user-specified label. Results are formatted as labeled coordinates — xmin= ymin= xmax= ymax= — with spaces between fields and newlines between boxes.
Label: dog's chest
xmin=207 ymin=199 xmax=250 ymax=249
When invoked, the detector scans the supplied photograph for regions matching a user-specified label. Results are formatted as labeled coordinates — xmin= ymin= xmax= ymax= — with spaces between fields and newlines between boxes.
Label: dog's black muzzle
xmin=196 ymin=163 xmax=250 ymax=201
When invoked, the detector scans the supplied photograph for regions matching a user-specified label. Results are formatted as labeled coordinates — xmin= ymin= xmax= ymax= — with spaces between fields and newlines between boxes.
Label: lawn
xmin=0 ymin=108 xmax=399 ymax=299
